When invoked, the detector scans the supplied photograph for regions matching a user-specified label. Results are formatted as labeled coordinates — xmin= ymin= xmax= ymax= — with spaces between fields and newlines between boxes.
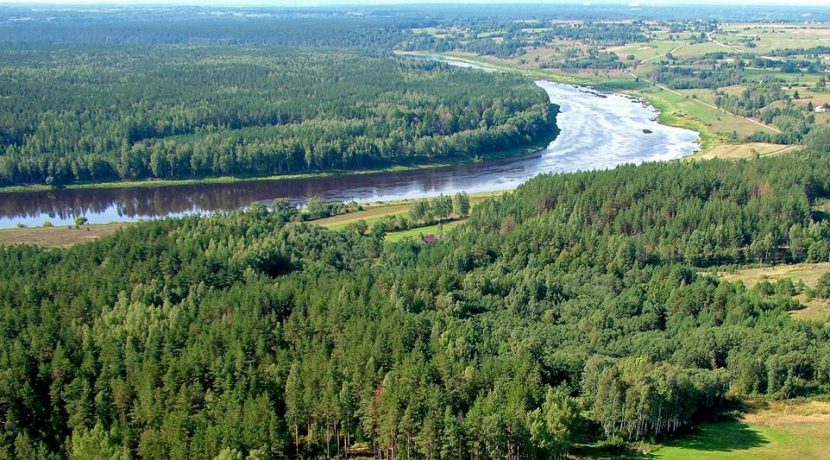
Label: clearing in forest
xmin=651 ymin=399 xmax=830 ymax=459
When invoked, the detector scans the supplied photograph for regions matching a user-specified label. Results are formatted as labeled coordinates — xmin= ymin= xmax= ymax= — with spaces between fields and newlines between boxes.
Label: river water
xmin=0 ymin=79 xmax=699 ymax=229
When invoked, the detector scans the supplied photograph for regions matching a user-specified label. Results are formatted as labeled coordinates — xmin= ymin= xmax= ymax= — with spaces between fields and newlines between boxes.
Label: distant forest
xmin=0 ymin=46 xmax=554 ymax=187
xmin=3 ymin=153 xmax=830 ymax=458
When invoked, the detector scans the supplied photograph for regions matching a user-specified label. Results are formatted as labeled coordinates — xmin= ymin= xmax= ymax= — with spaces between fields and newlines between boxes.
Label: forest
xmin=0 ymin=47 xmax=555 ymax=187
xmin=3 ymin=151 xmax=830 ymax=458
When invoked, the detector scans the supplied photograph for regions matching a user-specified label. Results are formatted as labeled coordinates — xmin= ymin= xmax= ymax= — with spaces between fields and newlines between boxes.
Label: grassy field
xmin=635 ymin=87 xmax=721 ymax=151
xmin=610 ymin=41 xmax=681 ymax=62
xmin=690 ymin=143 xmax=799 ymax=161
xmin=314 ymin=192 xmax=499 ymax=231
xmin=716 ymin=262 xmax=830 ymax=290
xmin=314 ymin=202 xmax=415 ymax=231
xmin=648 ymin=399 xmax=830 ymax=459
xmin=0 ymin=223 xmax=127 ymax=247
xmin=385 ymin=219 xmax=465 ymax=242
xmin=636 ymin=85 xmax=774 ymax=139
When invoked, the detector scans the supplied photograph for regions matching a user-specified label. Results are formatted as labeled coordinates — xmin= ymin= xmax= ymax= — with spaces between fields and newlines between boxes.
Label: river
xmin=0 ymin=77 xmax=699 ymax=229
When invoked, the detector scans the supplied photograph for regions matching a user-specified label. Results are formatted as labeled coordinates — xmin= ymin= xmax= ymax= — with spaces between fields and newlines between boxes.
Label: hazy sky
xmin=5 ymin=0 xmax=830 ymax=6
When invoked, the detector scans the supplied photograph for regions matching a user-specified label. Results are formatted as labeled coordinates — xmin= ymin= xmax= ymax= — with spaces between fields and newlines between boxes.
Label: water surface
xmin=0 ymin=80 xmax=699 ymax=228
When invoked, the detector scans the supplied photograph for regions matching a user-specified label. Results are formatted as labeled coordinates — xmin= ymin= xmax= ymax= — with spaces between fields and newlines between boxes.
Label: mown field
xmin=690 ymin=143 xmax=799 ymax=161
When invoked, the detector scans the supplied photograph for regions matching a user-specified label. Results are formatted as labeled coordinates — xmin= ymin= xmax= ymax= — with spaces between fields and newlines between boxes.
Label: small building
xmin=816 ymin=105 xmax=828 ymax=113
xmin=421 ymin=234 xmax=436 ymax=244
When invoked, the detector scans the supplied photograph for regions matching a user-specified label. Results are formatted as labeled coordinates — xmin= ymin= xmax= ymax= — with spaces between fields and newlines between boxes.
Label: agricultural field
xmin=690 ymin=142 xmax=798 ymax=160
xmin=413 ymin=19 xmax=830 ymax=154
xmin=718 ymin=23 xmax=830 ymax=53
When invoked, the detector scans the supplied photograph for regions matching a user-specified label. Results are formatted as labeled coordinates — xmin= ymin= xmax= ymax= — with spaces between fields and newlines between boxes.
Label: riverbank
xmin=0 ymin=76 xmax=698 ymax=229
xmin=0 ymin=223 xmax=128 ymax=247
xmin=0 ymin=191 xmax=502 ymax=247
xmin=0 ymin=109 xmax=559 ymax=196
xmin=402 ymin=51 xmax=732 ymax=155
xmin=421 ymin=52 xmax=812 ymax=161
xmin=0 ymin=145 xmax=540 ymax=195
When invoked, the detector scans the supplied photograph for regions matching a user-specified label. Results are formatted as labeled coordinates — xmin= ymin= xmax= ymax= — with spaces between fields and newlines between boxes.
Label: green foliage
xmin=0 ymin=47 xmax=555 ymax=187
xmin=804 ymin=125 xmax=830 ymax=154
xmin=814 ymin=272 xmax=830 ymax=298
xmin=3 ymin=154 xmax=830 ymax=458
xmin=408 ymin=193 xmax=469 ymax=225
xmin=453 ymin=192 xmax=471 ymax=218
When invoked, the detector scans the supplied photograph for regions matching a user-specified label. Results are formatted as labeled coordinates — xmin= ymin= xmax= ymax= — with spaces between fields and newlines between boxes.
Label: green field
xmin=649 ymin=422 xmax=803 ymax=459
xmin=631 ymin=399 xmax=830 ymax=459
xmin=385 ymin=219 xmax=465 ymax=242
xmin=611 ymin=41 xmax=682 ymax=62
xmin=719 ymin=24 xmax=830 ymax=53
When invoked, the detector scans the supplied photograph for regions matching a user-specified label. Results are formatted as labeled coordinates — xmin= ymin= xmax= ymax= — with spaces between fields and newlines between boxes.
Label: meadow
xmin=649 ymin=400 xmax=830 ymax=459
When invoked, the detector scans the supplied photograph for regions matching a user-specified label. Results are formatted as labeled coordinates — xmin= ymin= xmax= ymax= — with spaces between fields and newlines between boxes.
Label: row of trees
xmin=409 ymin=192 xmax=471 ymax=225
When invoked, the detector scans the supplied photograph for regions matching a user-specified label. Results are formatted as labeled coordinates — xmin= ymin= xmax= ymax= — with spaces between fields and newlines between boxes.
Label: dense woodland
xmin=6 ymin=6 xmax=830 ymax=459
xmin=3 ymin=153 xmax=830 ymax=458
xmin=0 ymin=47 xmax=555 ymax=186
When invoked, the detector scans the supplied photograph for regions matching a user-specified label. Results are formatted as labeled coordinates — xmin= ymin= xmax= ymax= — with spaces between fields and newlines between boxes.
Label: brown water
xmin=0 ymin=80 xmax=699 ymax=228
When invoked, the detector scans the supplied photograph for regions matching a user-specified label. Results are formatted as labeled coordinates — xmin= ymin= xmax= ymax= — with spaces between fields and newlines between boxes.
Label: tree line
xmin=0 ymin=47 xmax=556 ymax=187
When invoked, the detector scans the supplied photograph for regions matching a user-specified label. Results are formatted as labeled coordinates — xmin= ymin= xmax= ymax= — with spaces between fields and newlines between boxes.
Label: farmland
xmin=410 ymin=18 xmax=830 ymax=154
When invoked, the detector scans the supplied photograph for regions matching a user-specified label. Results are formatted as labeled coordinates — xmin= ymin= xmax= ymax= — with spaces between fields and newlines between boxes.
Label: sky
xmin=5 ymin=0 xmax=830 ymax=6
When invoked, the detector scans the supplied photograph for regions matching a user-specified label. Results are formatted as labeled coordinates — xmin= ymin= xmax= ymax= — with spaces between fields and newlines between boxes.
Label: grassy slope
xmin=689 ymin=143 xmax=799 ymax=161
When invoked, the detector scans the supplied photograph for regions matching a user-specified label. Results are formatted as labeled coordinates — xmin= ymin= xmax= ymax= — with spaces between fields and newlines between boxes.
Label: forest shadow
xmin=574 ymin=419 xmax=770 ymax=459
xmin=658 ymin=421 xmax=768 ymax=453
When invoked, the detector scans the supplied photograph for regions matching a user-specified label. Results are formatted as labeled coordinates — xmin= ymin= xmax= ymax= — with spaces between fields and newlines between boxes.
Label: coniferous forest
xmin=0 ymin=47 xmax=554 ymax=186
xmin=5 ymin=5 xmax=830 ymax=460
xmin=4 ymin=153 xmax=830 ymax=458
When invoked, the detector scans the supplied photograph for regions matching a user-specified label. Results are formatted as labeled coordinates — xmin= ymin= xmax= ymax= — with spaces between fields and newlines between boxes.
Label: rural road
xmin=631 ymin=51 xmax=782 ymax=135
xmin=707 ymin=31 xmax=744 ymax=54
xmin=640 ymin=43 xmax=687 ymax=63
